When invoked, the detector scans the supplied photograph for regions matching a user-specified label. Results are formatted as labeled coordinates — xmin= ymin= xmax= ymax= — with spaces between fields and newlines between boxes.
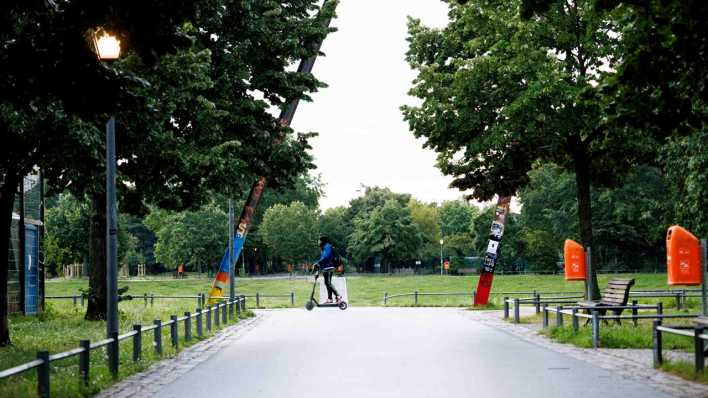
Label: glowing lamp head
xmin=95 ymin=33 xmax=121 ymax=60
xmin=440 ymin=239 xmax=444 ymax=245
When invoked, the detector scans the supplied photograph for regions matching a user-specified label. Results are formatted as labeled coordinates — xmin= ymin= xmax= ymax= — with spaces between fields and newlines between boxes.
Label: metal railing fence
xmin=46 ymin=291 xmax=296 ymax=309
xmin=0 ymin=295 xmax=248 ymax=398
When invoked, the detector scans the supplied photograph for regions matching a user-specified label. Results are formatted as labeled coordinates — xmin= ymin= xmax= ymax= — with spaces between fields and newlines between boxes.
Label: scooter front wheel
xmin=305 ymin=301 xmax=315 ymax=311
xmin=338 ymin=301 xmax=348 ymax=310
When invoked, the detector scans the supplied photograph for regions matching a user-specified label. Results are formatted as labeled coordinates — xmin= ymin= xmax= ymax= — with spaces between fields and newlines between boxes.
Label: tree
xmin=439 ymin=201 xmax=477 ymax=237
xmin=44 ymin=194 xmax=91 ymax=266
xmin=145 ymin=203 xmax=228 ymax=273
xmin=408 ymin=199 xmax=441 ymax=260
xmin=403 ymin=0 xmax=664 ymax=299
xmin=260 ymin=202 xmax=320 ymax=266
xmin=319 ymin=206 xmax=352 ymax=258
xmin=349 ymin=199 xmax=422 ymax=272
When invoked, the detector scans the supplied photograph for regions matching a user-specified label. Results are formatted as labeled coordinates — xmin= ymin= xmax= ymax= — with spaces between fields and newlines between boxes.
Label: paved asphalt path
xmin=153 ymin=308 xmax=667 ymax=398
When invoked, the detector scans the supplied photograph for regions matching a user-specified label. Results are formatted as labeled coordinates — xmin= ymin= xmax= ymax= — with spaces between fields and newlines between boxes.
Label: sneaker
xmin=324 ymin=299 xmax=334 ymax=304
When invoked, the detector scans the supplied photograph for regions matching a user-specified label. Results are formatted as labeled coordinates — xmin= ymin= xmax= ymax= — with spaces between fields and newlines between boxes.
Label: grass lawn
xmin=0 ymin=272 xmax=688 ymax=396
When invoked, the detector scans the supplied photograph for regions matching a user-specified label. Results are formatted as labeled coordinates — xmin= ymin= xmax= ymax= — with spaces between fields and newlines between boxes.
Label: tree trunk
xmin=0 ymin=174 xmax=18 ymax=346
xmin=85 ymin=192 xmax=107 ymax=321
xmin=574 ymin=152 xmax=601 ymax=300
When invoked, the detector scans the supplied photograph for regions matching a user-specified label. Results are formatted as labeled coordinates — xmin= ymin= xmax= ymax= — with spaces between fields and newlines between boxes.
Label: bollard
xmin=241 ymin=295 xmax=247 ymax=311
xmin=542 ymin=304 xmax=549 ymax=328
xmin=133 ymin=325 xmax=142 ymax=362
xmin=535 ymin=293 xmax=541 ymax=314
xmin=503 ymin=297 xmax=509 ymax=319
xmin=695 ymin=326 xmax=705 ymax=371
xmin=513 ymin=298 xmax=520 ymax=324
xmin=256 ymin=292 xmax=260 ymax=308
xmin=154 ymin=320 xmax=163 ymax=355
xmin=291 ymin=292 xmax=295 ymax=306
xmin=591 ymin=310 xmax=600 ymax=348
xmin=170 ymin=315 xmax=178 ymax=348
xmin=236 ymin=299 xmax=242 ymax=318
xmin=222 ymin=301 xmax=228 ymax=323
xmin=108 ymin=331 xmax=119 ymax=377
xmin=206 ymin=306 xmax=213 ymax=331
xmin=556 ymin=306 xmax=563 ymax=327
xmin=37 ymin=351 xmax=50 ymax=398
xmin=229 ymin=300 xmax=234 ymax=318
xmin=73 ymin=295 xmax=77 ymax=306
xmin=414 ymin=291 xmax=419 ymax=306
xmin=184 ymin=312 xmax=192 ymax=341
xmin=384 ymin=292 xmax=388 ymax=305
xmin=79 ymin=340 xmax=90 ymax=386
xmin=653 ymin=320 xmax=663 ymax=367
xmin=144 ymin=293 xmax=148 ymax=307
xmin=215 ymin=305 xmax=221 ymax=327
xmin=632 ymin=300 xmax=638 ymax=327
xmin=196 ymin=308 xmax=203 ymax=337
xmin=572 ymin=308 xmax=579 ymax=333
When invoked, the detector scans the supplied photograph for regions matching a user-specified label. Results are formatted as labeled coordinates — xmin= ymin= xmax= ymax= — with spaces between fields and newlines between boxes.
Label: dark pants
xmin=324 ymin=271 xmax=339 ymax=300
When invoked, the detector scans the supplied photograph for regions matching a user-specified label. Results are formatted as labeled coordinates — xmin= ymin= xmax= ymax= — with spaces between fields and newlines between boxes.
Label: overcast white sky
xmin=291 ymin=0 xmax=477 ymax=210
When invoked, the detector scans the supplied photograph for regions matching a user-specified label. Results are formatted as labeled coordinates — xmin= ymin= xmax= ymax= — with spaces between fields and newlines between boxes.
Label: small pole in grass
xmin=133 ymin=325 xmax=142 ymax=362
xmin=79 ymin=340 xmax=90 ymax=386
xmin=632 ymin=300 xmax=638 ymax=327
xmin=37 ymin=351 xmax=50 ymax=398
xmin=653 ymin=320 xmax=663 ymax=367
xmin=196 ymin=308 xmax=203 ymax=337
xmin=154 ymin=320 xmax=162 ymax=355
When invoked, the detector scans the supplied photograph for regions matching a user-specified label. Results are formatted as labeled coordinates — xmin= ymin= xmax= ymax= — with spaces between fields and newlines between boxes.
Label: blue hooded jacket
xmin=315 ymin=242 xmax=335 ymax=270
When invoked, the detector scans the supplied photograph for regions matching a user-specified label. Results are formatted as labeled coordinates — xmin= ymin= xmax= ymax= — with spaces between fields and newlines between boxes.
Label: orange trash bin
xmin=564 ymin=240 xmax=586 ymax=281
xmin=667 ymin=226 xmax=702 ymax=286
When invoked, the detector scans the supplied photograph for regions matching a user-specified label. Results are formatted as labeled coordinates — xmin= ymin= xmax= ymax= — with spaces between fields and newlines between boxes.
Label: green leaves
xmin=261 ymin=202 xmax=319 ymax=265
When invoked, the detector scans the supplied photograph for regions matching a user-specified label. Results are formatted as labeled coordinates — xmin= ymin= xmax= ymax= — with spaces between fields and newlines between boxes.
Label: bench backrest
xmin=599 ymin=279 xmax=635 ymax=306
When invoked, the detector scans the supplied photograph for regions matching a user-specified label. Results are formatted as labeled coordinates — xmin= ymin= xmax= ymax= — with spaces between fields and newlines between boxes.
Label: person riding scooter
xmin=313 ymin=236 xmax=342 ymax=304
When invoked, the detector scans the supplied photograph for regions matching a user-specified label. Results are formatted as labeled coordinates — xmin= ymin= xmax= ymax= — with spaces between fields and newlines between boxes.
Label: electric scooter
xmin=305 ymin=267 xmax=348 ymax=311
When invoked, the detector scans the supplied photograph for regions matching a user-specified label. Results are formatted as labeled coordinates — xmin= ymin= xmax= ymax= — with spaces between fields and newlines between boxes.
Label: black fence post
xmin=513 ymin=298 xmax=520 ymax=324
xmin=657 ymin=302 xmax=663 ymax=316
xmin=144 ymin=293 xmax=148 ymax=307
xmin=133 ymin=325 xmax=142 ymax=362
xmin=472 ymin=290 xmax=477 ymax=304
xmin=214 ymin=305 xmax=221 ymax=327
xmin=256 ymin=292 xmax=260 ymax=308
xmin=591 ymin=310 xmax=600 ymax=348
xmin=80 ymin=295 xmax=85 ymax=307
xmin=632 ymin=300 xmax=638 ymax=327
xmin=151 ymin=294 xmax=154 ymax=307
xmin=109 ymin=331 xmax=119 ymax=377
xmin=384 ymin=292 xmax=388 ymax=305
xmin=37 ymin=351 xmax=50 ymax=398
xmin=196 ymin=308 xmax=203 ymax=337
xmin=73 ymin=295 xmax=77 ymax=306
xmin=229 ymin=300 xmax=234 ymax=319
xmin=653 ymin=320 xmax=663 ymax=368
xmin=542 ymin=304 xmax=549 ymax=328
xmin=414 ymin=291 xmax=418 ymax=306
xmin=695 ymin=326 xmax=705 ymax=372
xmin=241 ymin=295 xmax=246 ymax=311
xmin=503 ymin=297 xmax=509 ymax=319
xmin=236 ymin=298 xmax=242 ymax=318
xmin=677 ymin=293 xmax=682 ymax=310
xmin=154 ymin=320 xmax=162 ymax=355
xmin=556 ymin=306 xmax=564 ymax=327
xmin=170 ymin=315 xmax=178 ymax=348
xmin=222 ymin=302 xmax=228 ymax=324
xmin=572 ymin=308 xmax=579 ymax=333
xmin=291 ymin=292 xmax=295 ymax=306
xmin=207 ymin=306 xmax=213 ymax=331
xmin=535 ymin=293 xmax=541 ymax=314
xmin=79 ymin=340 xmax=90 ymax=386
xmin=185 ymin=312 xmax=192 ymax=342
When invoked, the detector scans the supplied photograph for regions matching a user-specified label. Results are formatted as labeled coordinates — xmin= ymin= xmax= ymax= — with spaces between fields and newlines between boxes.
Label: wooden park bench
xmin=577 ymin=278 xmax=635 ymax=325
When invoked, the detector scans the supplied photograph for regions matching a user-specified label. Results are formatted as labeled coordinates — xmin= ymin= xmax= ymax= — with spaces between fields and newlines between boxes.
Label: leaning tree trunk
xmin=85 ymin=192 xmax=108 ymax=321
xmin=0 ymin=174 xmax=18 ymax=346
xmin=574 ymin=152 xmax=601 ymax=300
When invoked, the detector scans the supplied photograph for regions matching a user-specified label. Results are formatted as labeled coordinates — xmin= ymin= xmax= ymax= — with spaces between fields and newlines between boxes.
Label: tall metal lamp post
xmin=440 ymin=239 xmax=444 ymax=276
xmin=94 ymin=32 xmax=121 ymax=370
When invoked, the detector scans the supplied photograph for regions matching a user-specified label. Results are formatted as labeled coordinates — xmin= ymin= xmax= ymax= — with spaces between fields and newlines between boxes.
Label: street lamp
xmin=93 ymin=29 xmax=121 ymax=374
xmin=440 ymin=239 xmax=444 ymax=276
